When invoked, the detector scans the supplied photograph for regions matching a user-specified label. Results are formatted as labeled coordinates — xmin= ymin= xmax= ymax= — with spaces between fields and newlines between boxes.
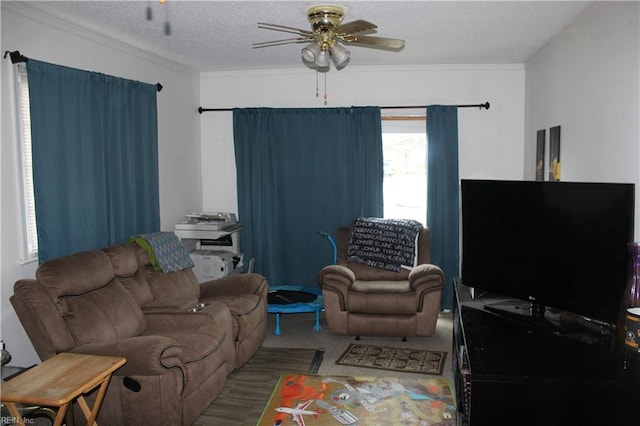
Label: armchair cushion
xmin=347 ymin=289 xmax=419 ymax=315
xmin=337 ymin=227 xmax=432 ymax=281
xmin=351 ymin=280 xmax=411 ymax=293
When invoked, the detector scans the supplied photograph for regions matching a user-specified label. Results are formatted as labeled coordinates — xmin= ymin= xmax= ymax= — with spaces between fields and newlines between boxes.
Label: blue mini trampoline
xmin=267 ymin=285 xmax=323 ymax=335
xmin=266 ymin=231 xmax=336 ymax=335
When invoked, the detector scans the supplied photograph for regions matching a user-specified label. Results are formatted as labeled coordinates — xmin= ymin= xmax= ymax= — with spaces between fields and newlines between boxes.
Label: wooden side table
xmin=1 ymin=353 xmax=126 ymax=426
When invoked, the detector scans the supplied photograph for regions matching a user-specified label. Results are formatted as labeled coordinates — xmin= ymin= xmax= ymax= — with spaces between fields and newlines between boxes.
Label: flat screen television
xmin=461 ymin=179 xmax=635 ymax=328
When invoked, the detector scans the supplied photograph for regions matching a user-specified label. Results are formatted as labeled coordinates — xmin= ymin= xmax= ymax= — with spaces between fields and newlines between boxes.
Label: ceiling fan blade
xmin=257 ymin=22 xmax=313 ymax=37
xmin=335 ymin=19 xmax=377 ymax=34
xmin=252 ymin=37 xmax=314 ymax=49
xmin=342 ymin=34 xmax=405 ymax=51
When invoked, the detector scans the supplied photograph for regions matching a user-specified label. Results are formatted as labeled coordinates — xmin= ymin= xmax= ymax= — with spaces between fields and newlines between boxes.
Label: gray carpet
xmin=194 ymin=310 xmax=454 ymax=425
xmin=262 ymin=311 xmax=454 ymax=382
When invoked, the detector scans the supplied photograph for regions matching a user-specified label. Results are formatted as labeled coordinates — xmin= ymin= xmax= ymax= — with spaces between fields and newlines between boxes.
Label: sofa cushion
xmin=37 ymin=250 xmax=115 ymax=296
xmin=36 ymin=250 xmax=146 ymax=345
xmin=60 ymin=281 xmax=146 ymax=345
xmin=132 ymin=241 xmax=201 ymax=304
xmin=103 ymin=244 xmax=154 ymax=306
xmin=202 ymin=294 xmax=262 ymax=340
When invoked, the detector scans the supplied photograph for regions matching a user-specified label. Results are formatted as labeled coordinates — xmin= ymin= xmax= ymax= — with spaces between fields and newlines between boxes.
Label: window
xmin=382 ymin=113 xmax=427 ymax=223
xmin=15 ymin=63 xmax=38 ymax=262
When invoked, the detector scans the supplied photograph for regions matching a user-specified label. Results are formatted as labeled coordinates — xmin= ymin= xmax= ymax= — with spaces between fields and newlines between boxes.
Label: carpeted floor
xmin=194 ymin=310 xmax=454 ymax=425
xmin=336 ymin=343 xmax=447 ymax=375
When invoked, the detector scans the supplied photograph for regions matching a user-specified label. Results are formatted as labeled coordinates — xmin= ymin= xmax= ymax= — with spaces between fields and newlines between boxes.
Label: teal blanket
xmin=128 ymin=232 xmax=194 ymax=273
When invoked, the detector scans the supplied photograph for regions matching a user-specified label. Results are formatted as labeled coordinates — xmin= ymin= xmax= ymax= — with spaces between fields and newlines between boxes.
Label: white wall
xmin=200 ymin=64 xmax=526 ymax=215
xmin=525 ymin=2 xmax=640 ymax=237
xmin=5 ymin=0 xmax=635 ymax=366
xmin=1 ymin=3 xmax=202 ymax=365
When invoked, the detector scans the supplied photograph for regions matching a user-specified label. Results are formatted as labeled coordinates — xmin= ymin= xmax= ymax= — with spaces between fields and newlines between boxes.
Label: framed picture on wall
xmin=549 ymin=125 xmax=561 ymax=182
xmin=536 ymin=129 xmax=545 ymax=181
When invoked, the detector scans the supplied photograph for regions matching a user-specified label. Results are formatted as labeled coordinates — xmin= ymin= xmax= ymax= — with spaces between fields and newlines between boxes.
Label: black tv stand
xmin=484 ymin=298 xmax=546 ymax=316
xmin=454 ymin=282 xmax=640 ymax=426
xmin=483 ymin=303 xmax=561 ymax=333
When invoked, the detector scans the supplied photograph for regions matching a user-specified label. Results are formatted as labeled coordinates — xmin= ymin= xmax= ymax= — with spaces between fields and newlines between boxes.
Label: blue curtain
xmin=426 ymin=105 xmax=460 ymax=309
xmin=26 ymin=59 xmax=160 ymax=263
xmin=233 ymin=107 xmax=383 ymax=287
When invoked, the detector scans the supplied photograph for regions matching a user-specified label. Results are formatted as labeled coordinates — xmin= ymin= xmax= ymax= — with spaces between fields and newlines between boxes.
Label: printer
xmin=174 ymin=212 xmax=244 ymax=283
xmin=190 ymin=249 xmax=241 ymax=281
xmin=175 ymin=212 xmax=243 ymax=254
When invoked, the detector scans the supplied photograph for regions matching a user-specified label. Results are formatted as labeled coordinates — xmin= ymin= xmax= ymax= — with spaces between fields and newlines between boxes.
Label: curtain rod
xmin=198 ymin=102 xmax=490 ymax=114
xmin=3 ymin=50 xmax=164 ymax=92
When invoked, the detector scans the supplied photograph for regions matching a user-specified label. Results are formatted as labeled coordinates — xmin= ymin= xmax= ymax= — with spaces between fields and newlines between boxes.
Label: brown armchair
xmin=318 ymin=226 xmax=445 ymax=337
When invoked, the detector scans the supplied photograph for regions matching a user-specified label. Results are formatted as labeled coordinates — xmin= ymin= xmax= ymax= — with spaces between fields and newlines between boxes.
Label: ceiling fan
xmin=253 ymin=4 xmax=405 ymax=71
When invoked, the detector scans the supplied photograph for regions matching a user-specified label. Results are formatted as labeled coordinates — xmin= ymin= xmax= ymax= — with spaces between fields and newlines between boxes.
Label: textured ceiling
xmin=21 ymin=1 xmax=594 ymax=72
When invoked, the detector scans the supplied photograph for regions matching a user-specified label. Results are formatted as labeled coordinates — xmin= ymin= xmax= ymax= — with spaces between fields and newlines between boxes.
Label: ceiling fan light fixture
xmin=256 ymin=4 xmax=405 ymax=90
xmin=329 ymin=42 xmax=350 ymax=66
xmin=301 ymin=42 xmax=321 ymax=63
xmin=315 ymin=49 xmax=330 ymax=68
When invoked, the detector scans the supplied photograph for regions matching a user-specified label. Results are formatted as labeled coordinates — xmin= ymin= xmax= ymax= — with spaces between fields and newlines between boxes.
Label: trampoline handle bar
xmin=318 ymin=231 xmax=337 ymax=265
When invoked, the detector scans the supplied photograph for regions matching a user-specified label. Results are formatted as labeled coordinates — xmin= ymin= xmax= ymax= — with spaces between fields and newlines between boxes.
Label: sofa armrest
xmin=409 ymin=264 xmax=445 ymax=292
xmin=199 ymin=273 xmax=268 ymax=299
xmin=71 ymin=335 xmax=184 ymax=377
xmin=11 ymin=279 xmax=76 ymax=360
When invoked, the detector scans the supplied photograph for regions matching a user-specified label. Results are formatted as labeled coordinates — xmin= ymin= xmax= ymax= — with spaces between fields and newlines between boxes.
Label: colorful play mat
xmin=257 ymin=373 xmax=456 ymax=425
xmin=267 ymin=285 xmax=323 ymax=335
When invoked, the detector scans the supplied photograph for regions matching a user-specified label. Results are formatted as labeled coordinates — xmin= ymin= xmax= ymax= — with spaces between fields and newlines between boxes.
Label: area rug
xmin=193 ymin=347 xmax=324 ymax=426
xmin=257 ymin=373 xmax=456 ymax=425
xmin=336 ymin=343 xmax=447 ymax=375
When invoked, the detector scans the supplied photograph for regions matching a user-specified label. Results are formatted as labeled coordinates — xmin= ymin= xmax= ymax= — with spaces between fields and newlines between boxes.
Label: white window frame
xmin=381 ymin=110 xmax=428 ymax=223
xmin=15 ymin=63 xmax=38 ymax=263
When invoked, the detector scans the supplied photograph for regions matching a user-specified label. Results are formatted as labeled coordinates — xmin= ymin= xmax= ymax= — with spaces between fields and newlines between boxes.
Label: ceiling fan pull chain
xmin=324 ymin=73 xmax=328 ymax=106
xmin=162 ymin=0 xmax=171 ymax=36
xmin=315 ymin=71 xmax=319 ymax=98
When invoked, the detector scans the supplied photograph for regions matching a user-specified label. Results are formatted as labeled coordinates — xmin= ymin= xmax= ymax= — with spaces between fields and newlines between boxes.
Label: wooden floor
xmin=192 ymin=347 xmax=320 ymax=426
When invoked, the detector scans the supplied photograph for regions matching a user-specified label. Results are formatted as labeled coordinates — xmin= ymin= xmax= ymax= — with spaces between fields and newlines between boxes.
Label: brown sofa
xmin=10 ymin=243 xmax=268 ymax=425
xmin=318 ymin=226 xmax=444 ymax=337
